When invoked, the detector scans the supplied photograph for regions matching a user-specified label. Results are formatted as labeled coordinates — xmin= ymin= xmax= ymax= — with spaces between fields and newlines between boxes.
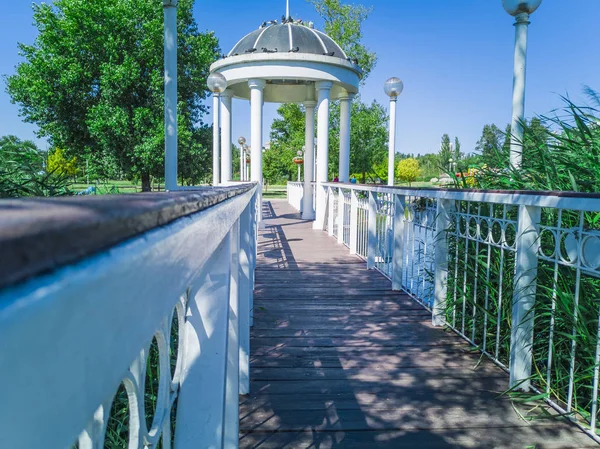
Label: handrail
xmin=322 ymin=182 xmax=600 ymax=212
xmin=0 ymin=184 xmax=259 ymax=448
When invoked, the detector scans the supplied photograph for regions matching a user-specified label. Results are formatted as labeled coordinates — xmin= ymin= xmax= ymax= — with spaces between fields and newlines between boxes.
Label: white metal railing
xmin=322 ymin=182 xmax=600 ymax=442
xmin=286 ymin=182 xmax=303 ymax=212
xmin=0 ymin=185 xmax=259 ymax=449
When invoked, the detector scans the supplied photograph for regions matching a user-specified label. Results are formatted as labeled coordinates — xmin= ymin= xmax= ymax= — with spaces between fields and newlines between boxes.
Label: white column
xmin=509 ymin=13 xmax=530 ymax=169
xmin=339 ymin=94 xmax=353 ymax=183
xmin=163 ymin=0 xmax=178 ymax=191
xmin=302 ymin=101 xmax=316 ymax=220
xmin=388 ymin=97 xmax=398 ymax=186
xmin=249 ymin=79 xmax=266 ymax=223
xmin=313 ymin=81 xmax=333 ymax=230
xmin=212 ymin=94 xmax=220 ymax=185
xmin=220 ymin=90 xmax=233 ymax=184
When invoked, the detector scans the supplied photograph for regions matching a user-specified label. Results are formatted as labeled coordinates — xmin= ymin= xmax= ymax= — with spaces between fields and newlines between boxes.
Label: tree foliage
xmin=350 ymin=100 xmax=388 ymax=183
xmin=309 ymin=0 xmax=377 ymax=80
xmin=0 ymin=135 xmax=71 ymax=197
xmin=438 ymin=134 xmax=452 ymax=173
xmin=396 ymin=158 xmax=421 ymax=186
xmin=6 ymin=0 xmax=220 ymax=191
xmin=47 ymin=148 xmax=78 ymax=177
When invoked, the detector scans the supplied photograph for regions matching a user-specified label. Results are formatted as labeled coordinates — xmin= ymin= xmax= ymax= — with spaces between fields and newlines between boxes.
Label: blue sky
xmin=0 ymin=0 xmax=598 ymax=155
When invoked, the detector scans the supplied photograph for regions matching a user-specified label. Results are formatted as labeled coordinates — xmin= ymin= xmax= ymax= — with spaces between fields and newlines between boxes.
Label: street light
xmin=503 ymin=0 xmax=543 ymax=169
xmin=384 ymin=77 xmax=404 ymax=186
xmin=293 ymin=149 xmax=304 ymax=182
xmin=207 ymin=72 xmax=227 ymax=185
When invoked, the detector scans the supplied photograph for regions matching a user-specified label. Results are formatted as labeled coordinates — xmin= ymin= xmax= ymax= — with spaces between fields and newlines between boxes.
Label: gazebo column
xmin=302 ymin=100 xmax=316 ymax=220
xmin=313 ymin=81 xmax=333 ymax=230
xmin=249 ymin=79 xmax=266 ymax=224
xmin=339 ymin=93 xmax=353 ymax=183
xmin=212 ymin=93 xmax=221 ymax=185
xmin=220 ymin=90 xmax=233 ymax=184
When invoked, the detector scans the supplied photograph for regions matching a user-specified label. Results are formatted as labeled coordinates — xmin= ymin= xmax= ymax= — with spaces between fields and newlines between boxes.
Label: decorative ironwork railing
xmin=0 ymin=184 xmax=259 ymax=449
xmin=288 ymin=181 xmax=600 ymax=442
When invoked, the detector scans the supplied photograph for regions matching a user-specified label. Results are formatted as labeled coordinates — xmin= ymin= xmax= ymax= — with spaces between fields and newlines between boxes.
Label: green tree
xmin=0 ymin=135 xmax=72 ymax=197
xmin=309 ymin=0 xmax=377 ymax=80
xmin=47 ymin=148 xmax=78 ymax=178
xmin=454 ymin=137 xmax=463 ymax=162
xmin=475 ymin=124 xmax=507 ymax=168
xmin=267 ymin=103 xmax=306 ymax=183
xmin=439 ymin=134 xmax=452 ymax=173
xmin=6 ymin=0 xmax=219 ymax=191
xmin=350 ymin=100 xmax=388 ymax=183
xmin=397 ymin=158 xmax=421 ymax=186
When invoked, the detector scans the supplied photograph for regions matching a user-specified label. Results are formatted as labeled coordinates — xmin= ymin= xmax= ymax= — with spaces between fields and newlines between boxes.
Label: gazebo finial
xmin=286 ymin=0 xmax=290 ymax=18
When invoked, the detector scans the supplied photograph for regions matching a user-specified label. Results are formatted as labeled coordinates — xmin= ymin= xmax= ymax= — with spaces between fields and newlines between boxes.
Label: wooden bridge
xmin=240 ymin=200 xmax=594 ymax=449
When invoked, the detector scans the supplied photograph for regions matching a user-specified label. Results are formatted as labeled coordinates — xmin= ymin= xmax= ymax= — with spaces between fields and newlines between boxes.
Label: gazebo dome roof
xmin=228 ymin=23 xmax=347 ymax=60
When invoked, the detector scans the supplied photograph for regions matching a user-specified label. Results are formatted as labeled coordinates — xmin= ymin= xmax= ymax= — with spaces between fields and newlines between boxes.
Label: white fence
xmin=290 ymin=181 xmax=600 ymax=441
xmin=286 ymin=181 xmax=304 ymax=212
xmin=0 ymin=185 xmax=258 ymax=449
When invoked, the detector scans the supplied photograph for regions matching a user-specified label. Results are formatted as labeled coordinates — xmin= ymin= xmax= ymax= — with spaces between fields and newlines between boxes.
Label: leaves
xmin=309 ymin=0 xmax=377 ymax=81
xmin=396 ymin=158 xmax=421 ymax=186
xmin=6 ymin=0 xmax=220 ymax=190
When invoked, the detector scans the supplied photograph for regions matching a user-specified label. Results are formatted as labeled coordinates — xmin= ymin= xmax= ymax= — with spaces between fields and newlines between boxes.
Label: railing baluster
xmin=224 ymin=221 xmax=241 ymax=447
xmin=239 ymin=203 xmax=253 ymax=395
xmin=433 ymin=199 xmax=455 ymax=326
xmin=326 ymin=187 xmax=334 ymax=237
xmin=349 ymin=190 xmax=359 ymax=255
xmin=367 ymin=191 xmax=377 ymax=269
xmin=337 ymin=187 xmax=345 ymax=244
xmin=175 ymin=236 xmax=232 ymax=447
xmin=509 ymin=204 xmax=541 ymax=391
xmin=392 ymin=194 xmax=406 ymax=291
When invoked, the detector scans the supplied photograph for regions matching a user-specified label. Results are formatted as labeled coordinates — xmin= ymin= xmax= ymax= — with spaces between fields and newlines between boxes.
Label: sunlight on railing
xmin=288 ymin=181 xmax=600 ymax=442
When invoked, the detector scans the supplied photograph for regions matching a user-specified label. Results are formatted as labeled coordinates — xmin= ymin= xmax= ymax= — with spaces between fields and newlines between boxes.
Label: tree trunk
xmin=141 ymin=172 xmax=151 ymax=192
xmin=362 ymin=172 xmax=366 ymax=184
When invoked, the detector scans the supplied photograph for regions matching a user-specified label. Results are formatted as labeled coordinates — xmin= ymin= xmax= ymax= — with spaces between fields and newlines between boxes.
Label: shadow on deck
xmin=239 ymin=200 xmax=595 ymax=449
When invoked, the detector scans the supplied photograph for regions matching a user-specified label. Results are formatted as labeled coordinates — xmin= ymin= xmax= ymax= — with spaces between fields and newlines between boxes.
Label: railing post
xmin=224 ymin=220 xmax=240 ymax=447
xmin=337 ymin=187 xmax=344 ymax=244
xmin=349 ymin=189 xmax=359 ymax=255
xmin=238 ymin=202 xmax=253 ymax=395
xmin=175 ymin=236 xmax=231 ymax=448
xmin=392 ymin=194 xmax=407 ymax=291
xmin=509 ymin=205 xmax=541 ymax=391
xmin=249 ymin=192 xmax=258 ymax=327
xmin=367 ymin=191 xmax=377 ymax=269
xmin=327 ymin=187 xmax=335 ymax=237
xmin=433 ymin=199 xmax=455 ymax=326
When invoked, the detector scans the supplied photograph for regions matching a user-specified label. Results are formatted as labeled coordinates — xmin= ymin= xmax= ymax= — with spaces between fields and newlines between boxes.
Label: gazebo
xmin=207 ymin=11 xmax=361 ymax=228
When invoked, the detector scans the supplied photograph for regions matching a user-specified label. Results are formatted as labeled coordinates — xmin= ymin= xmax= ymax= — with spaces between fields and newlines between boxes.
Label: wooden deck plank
xmin=241 ymin=200 xmax=594 ymax=448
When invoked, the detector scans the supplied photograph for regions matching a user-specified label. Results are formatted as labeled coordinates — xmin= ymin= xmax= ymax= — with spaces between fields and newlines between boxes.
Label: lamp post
xmin=293 ymin=150 xmax=304 ymax=182
xmin=384 ymin=77 xmax=404 ymax=186
xmin=503 ymin=0 xmax=543 ymax=169
xmin=238 ymin=136 xmax=246 ymax=181
xmin=163 ymin=0 xmax=178 ymax=191
xmin=244 ymin=144 xmax=250 ymax=181
xmin=207 ymin=72 xmax=227 ymax=185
